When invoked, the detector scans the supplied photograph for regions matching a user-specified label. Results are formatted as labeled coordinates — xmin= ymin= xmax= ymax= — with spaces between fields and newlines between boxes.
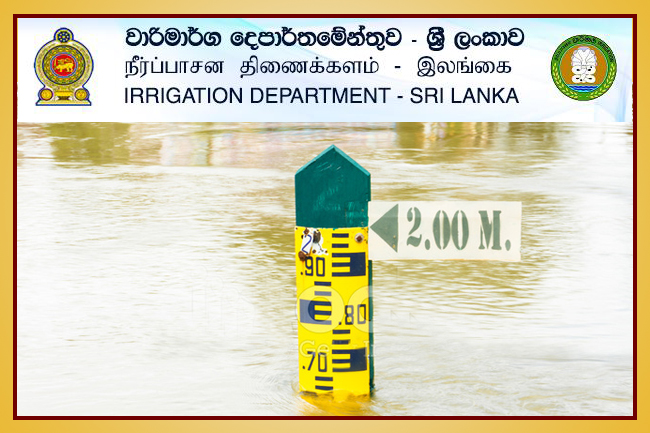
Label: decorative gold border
xmin=4 ymin=5 xmax=644 ymax=433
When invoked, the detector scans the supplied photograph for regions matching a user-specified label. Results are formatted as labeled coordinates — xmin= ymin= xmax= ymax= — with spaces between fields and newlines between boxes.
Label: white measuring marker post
xmin=369 ymin=202 xmax=522 ymax=261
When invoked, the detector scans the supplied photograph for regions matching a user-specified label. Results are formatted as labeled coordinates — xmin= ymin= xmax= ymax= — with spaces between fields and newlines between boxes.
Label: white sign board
xmin=368 ymin=201 xmax=522 ymax=261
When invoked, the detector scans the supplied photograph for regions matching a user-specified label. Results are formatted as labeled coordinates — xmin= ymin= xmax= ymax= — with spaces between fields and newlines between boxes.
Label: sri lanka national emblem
xmin=35 ymin=28 xmax=93 ymax=106
xmin=551 ymin=35 xmax=616 ymax=101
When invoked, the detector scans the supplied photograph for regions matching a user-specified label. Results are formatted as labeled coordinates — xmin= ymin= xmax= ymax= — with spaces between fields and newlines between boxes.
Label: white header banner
xmin=17 ymin=17 xmax=633 ymax=122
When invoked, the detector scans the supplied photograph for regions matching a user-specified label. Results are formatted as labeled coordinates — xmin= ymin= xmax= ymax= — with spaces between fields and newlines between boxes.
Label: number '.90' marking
xmin=305 ymin=256 xmax=325 ymax=276
xmin=407 ymin=207 xmax=469 ymax=251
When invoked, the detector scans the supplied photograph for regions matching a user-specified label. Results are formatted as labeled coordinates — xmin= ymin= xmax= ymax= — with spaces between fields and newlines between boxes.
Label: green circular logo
xmin=551 ymin=35 xmax=617 ymax=101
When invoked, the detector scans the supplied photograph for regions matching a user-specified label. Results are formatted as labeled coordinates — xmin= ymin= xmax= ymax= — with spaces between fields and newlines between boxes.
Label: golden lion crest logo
xmin=35 ymin=28 xmax=93 ymax=105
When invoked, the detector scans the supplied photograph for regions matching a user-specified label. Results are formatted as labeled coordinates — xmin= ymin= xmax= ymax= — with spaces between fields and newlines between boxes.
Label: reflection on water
xmin=17 ymin=122 xmax=633 ymax=416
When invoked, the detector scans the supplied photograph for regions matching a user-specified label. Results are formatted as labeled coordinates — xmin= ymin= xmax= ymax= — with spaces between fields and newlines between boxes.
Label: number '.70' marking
xmin=306 ymin=351 xmax=327 ymax=372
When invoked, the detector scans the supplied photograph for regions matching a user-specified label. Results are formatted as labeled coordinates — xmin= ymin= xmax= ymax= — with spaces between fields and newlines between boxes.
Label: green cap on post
xmin=295 ymin=145 xmax=371 ymax=229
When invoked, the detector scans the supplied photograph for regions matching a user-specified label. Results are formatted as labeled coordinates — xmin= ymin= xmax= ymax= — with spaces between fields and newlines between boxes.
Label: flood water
xmin=17 ymin=122 xmax=633 ymax=416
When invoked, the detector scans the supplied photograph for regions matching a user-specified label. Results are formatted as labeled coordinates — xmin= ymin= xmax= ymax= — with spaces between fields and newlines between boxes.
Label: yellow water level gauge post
xmin=295 ymin=145 xmax=373 ymax=396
